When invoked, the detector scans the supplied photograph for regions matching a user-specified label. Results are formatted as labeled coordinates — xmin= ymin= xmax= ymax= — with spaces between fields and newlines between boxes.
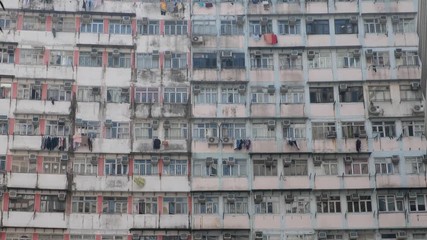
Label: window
xmin=195 ymin=86 xmax=218 ymax=104
xmin=375 ymin=158 xmax=395 ymax=175
xmin=220 ymin=53 xmax=245 ymax=69
xmin=73 ymin=157 xmax=97 ymax=175
xmin=402 ymin=121 xmax=424 ymax=137
xmin=39 ymin=235 xmax=63 ymax=240
xmin=9 ymin=193 xmax=35 ymax=211
xmin=108 ymin=53 xmax=131 ymax=68
xmin=105 ymin=158 xmax=129 ymax=175
xmin=284 ymin=160 xmax=308 ymax=176
xmin=306 ymin=20 xmax=329 ymax=35
xmin=14 ymin=119 xmax=38 ymax=136
xmin=50 ymin=51 xmax=73 ymax=66
xmin=367 ymin=51 xmax=389 ymax=67
xmin=194 ymin=196 xmax=219 ymax=214
xmin=249 ymin=20 xmax=272 ymax=35
xmin=413 ymin=233 xmax=427 ymax=240
xmin=317 ymin=195 xmax=341 ymax=213
xmin=17 ymin=83 xmax=41 ymax=100
xmin=54 ymin=17 xmax=75 ymax=32
xmin=279 ymin=53 xmax=302 ymax=70
xmin=164 ymin=122 xmax=188 ymax=139
xmin=81 ymin=19 xmax=104 ymax=33
xmin=281 ymin=88 xmax=304 ymax=104
xmin=342 ymin=122 xmax=366 ymax=138
xmin=255 ymin=196 xmax=279 ymax=214
xmin=252 ymin=123 xmax=275 ymax=139
xmin=285 ymin=196 xmax=310 ymax=214
xmin=251 ymin=88 xmax=274 ymax=103
xmin=224 ymin=197 xmax=248 ymax=214
xmin=136 ymin=53 xmax=159 ymax=69
xmin=134 ymin=159 xmax=156 ymax=175
xmin=406 ymin=156 xmax=425 ymax=174
xmin=0 ymin=121 xmax=8 ymax=135
xmin=364 ymin=18 xmax=387 ymax=34
xmin=193 ymin=20 xmax=217 ymax=35
xmin=409 ymin=194 xmax=427 ymax=212
xmin=106 ymin=122 xmax=130 ymax=139
xmin=221 ymin=87 xmax=243 ymax=104
xmin=396 ymin=51 xmax=419 ymax=66
xmin=164 ymin=87 xmax=188 ymax=104
xmin=163 ymin=197 xmax=187 ymax=214
xmin=134 ymin=197 xmax=157 ymax=214
xmin=79 ymin=51 xmax=102 ymax=67
xmin=23 ymin=16 xmax=46 ymax=31
xmin=40 ymin=195 xmax=65 ymax=212
xmin=163 ymin=159 xmax=187 ymax=176
xmin=378 ymin=194 xmax=403 ymax=212
xmin=138 ymin=20 xmax=159 ymax=35
xmin=135 ymin=87 xmax=159 ymax=103
xmin=283 ymin=124 xmax=306 ymax=139
xmin=47 ymin=84 xmax=72 ymax=101
xmin=400 ymin=85 xmax=421 ymax=101
xmin=0 ymin=82 xmax=11 ymax=99
xmin=368 ymin=86 xmax=391 ymax=101
xmin=77 ymin=86 xmax=102 ymax=102
xmin=345 ymin=159 xmax=369 ymax=175
xmin=0 ymin=156 xmax=5 ymax=171
xmin=220 ymin=123 xmax=246 ymax=139
xmin=102 ymin=197 xmax=128 ymax=213
xmin=339 ymin=86 xmax=363 ymax=103
xmin=193 ymin=53 xmax=217 ymax=69
xmin=347 ymin=195 xmax=372 ymax=213
xmin=0 ymin=47 xmax=15 ymax=64
xmin=222 ymin=159 xmax=247 ymax=177
xmin=6 ymin=234 xmax=34 ymax=240
xmin=308 ymin=51 xmax=331 ymax=69
xmin=193 ymin=123 xmax=218 ymax=139
xmin=221 ymin=20 xmax=243 ymax=35
xmin=312 ymin=122 xmax=336 ymax=140
xmin=164 ymin=53 xmax=187 ymax=69
xmin=193 ymin=159 xmax=218 ymax=177
xmin=164 ymin=20 xmax=187 ymax=35
xmin=278 ymin=19 xmax=301 ymax=35
xmin=134 ymin=122 xmax=155 ymax=139
xmin=43 ymin=156 xmax=67 ymax=174
xmin=309 ymin=87 xmax=333 ymax=103
xmin=335 ymin=19 xmax=358 ymax=34
xmin=336 ymin=50 xmax=360 ymax=68
xmin=109 ymin=20 xmax=131 ymax=35
xmin=250 ymin=53 xmax=273 ymax=69
xmin=12 ymin=155 xmax=38 ymax=172
xmin=107 ymin=88 xmax=129 ymax=103
xmin=45 ymin=120 xmax=70 ymax=136
xmin=20 ymin=49 xmax=44 ymax=65
xmin=102 ymin=237 xmax=123 ymax=240
xmin=253 ymin=159 xmax=277 ymax=176
xmin=372 ymin=121 xmax=395 ymax=138
xmin=393 ymin=17 xmax=415 ymax=33
xmin=321 ymin=160 xmax=338 ymax=175
xmin=70 ymin=235 xmax=96 ymax=240
xmin=0 ymin=15 xmax=14 ymax=31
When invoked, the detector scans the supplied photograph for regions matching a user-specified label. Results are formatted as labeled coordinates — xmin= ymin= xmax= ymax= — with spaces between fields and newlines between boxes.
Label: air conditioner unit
xmin=262 ymin=0 xmax=269 ymax=6
xmin=265 ymin=157 xmax=273 ymax=167
xmin=236 ymin=16 xmax=245 ymax=26
xmin=122 ymin=16 xmax=131 ymax=24
xmin=198 ymin=194 xmax=206 ymax=203
xmin=7 ymin=45 xmax=15 ymax=54
xmin=227 ymin=194 xmax=235 ymax=203
xmin=193 ymin=234 xmax=202 ymax=240
xmin=351 ymin=193 xmax=360 ymax=201
xmin=38 ymin=13 xmax=46 ymax=21
xmin=0 ymin=115 xmax=7 ymax=120
xmin=365 ymin=49 xmax=373 ymax=58
xmin=141 ymin=17 xmax=149 ymax=25
xmin=151 ymin=156 xmax=159 ymax=165
xmin=344 ymin=156 xmax=353 ymax=163
xmin=254 ymin=50 xmax=262 ymax=57
xmin=90 ymin=49 xmax=98 ymax=57
xmin=320 ymin=193 xmax=329 ymax=201
xmin=260 ymin=17 xmax=268 ymax=25
xmin=179 ymin=233 xmax=188 ymax=240
xmin=238 ymin=84 xmax=246 ymax=94
xmin=306 ymin=16 xmax=314 ymax=23
xmin=353 ymin=49 xmax=361 ymax=58
xmin=379 ymin=15 xmax=387 ymax=24
xmin=408 ymin=192 xmax=417 ymax=199
xmin=121 ymin=156 xmax=129 ymax=165
xmin=206 ymin=157 xmax=214 ymax=166
xmin=288 ymin=17 xmax=297 ymax=25
xmin=280 ymin=85 xmax=288 ymax=93
xmin=307 ymin=50 xmax=315 ymax=60
xmin=255 ymin=231 xmax=263 ymax=240
xmin=61 ymin=154 xmax=68 ymax=161
xmin=193 ymin=85 xmax=201 ymax=95
xmin=34 ymin=80 xmax=41 ymax=86
xmin=207 ymin=136 xmax=219 ymax=145
xmin=221 ymin=51 xmax=233 ymax=58
xmin=350 ymin=16 xmax=358 ymax=24
xmin=282 ymin=120 xmax=291 ymax=127
xmin=267 ymin=120 xmax=276 ymax=130
xmin=81 ymin=14 xmax=91 ymax=23
xmin=313 ymin=156 xmax=322 ymax=166
xmin=163 ymin=156 xmax=171 ymax=166
xmin=163 ymin=120 xmax=170 ymax=129
xmin=132 ymin=234 xmax=139 ymax=240
xmin=423 ymin=155 xmax=427 ymax=164
xmin=9 ymin=191 xmax=17 ymax=198
xmin=90 ymin=156 xmax=98 ymax=165
xmin=105 ymin=119 xmax=113 ymax=127
xmin=290 ymin=50 xmax=299 ymax=59
xmin=391 ymin=15 xmax=400 ymax=23
xmin=64 ymin=82 xmax=72 ymax=90
xmin=91 ymin=87 xmax=100 ymax=95
xmin=29 ymin=154 xmax=37 ymax=163
xmin=267 ymin=85 xmax=275 ymax=95
xmin=410 ymin=82 xmax=420 ymax=90
xmin=227 ymin=157 xmax=235 ymax=165
xmin=412 ymin=105 xmax=424 ymax=114
xmin=222 ymin=137 xmax=233 ymax=145
xmin=152 ymin=120 xmax=159 ymax=130
xmin=254 ymin=194 xmax=263 ymax=204
xmin=395 ymin=192 xmax=404 ymax=199
xmin=318 ymin=232 xmax=327 ymax=239
xmin=391 ymin=155 xmax=400 ymax=164
xmin=368 ymin=105 xmax=383 ymax=116
xmin=58 ymin=117 xmax=66 ymax=125
xmin=394 ymin=48 xmax=403 ymax=58
xmin=283 ymin=157 xmax=292 ymax=167
xmin=339 ymin=84 xmax=348 ymax=92
xmin=397 ymin=231 xmax=407 ymax=239
xmin=58 ymin=193 xmax=66 ymax=201
xmin=192 ymin=36 xmax=204 ymax=44
xmin=285 ymin=194 xmax=294 ymax=203
xmin=32 ymin=116 xmax=39 ymax=124
xmin=112 ymin=49 xmax=120 ymax=57
xmin=152 ymin=50 xmax=159 ymax=56
xmin=349 ymin=232 xmax=358 ymax=240
xmin=327 ymin=131 xmax=337 ymax=139
xmin=223 ymin=233 xmax=232 ymax=240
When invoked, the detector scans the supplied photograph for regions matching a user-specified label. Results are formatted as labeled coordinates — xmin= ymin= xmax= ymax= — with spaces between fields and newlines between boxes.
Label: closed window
xmin=308 ymin=51 xmax=331 ymax=69
xmin=106 ymin=122 xmax=130 ymax=139
xmin=283 ymin=160 xmax=308 ymax=176
xmin=253 ymin=159 xmax=277 ymax=176
xmin=251 ymin=88 xmax=274 ymax=103
xmin=406 ymin=157 xmax=425 ymax=174
xmin=285 ymin=195 xmax=310 ymax=214
xmin=335 ymin=19 xmax=358 ymax=34
xmin=402 ymin=121 xmax=424 ymax=137
xmin=249 ymin=20 xmax=272 ymax=35
xmin=396 ymin=51 xmax=419 ymax=66
xmin=336 ymin=50 xmax=360 ymax=68
xmin=409 ymin=194 xmax=427 ymax=212
xmin=9 ymin=193 xmax=35 ymax=211
xmin=364 ymin=17 xmax=387 ymax=34
xmin=309 ymin=87 xmax=334 ymax=103
xmin=222 ymin=159 xmax=247 ymax=177
xmin=42 ymin=157 xmax=66 ymax=174
xmin=0 ymin=15 xmax=14 ymax=30
xmin=20 ymin=49 xmax=44 ymax=65
xmin=345 ymin=159 xmax=369 ymax=175
xmin=375 ymin=158 xmax=395 ymax=175
xmin=281 ymin=88 xmax=304 ymax=104
xmin=221 ymin=20 xmax=243 ymax=35
xmin=164 ymin=20 xmax=187 ymax=35
xmin=109 ymin=20 xmax=131 ymax=35
xmin=322 ymin=160 xmax=338 ymax=175
xmin=134 ymin=197 xmax=157 ymax=214
xmin=193 ymin=20 xmax=217 ymax=35
xmin=164 ymin=87 xmax=188 ymax=104
xmin=105 ymin=158 xmax=129 ymax=175
xmin=279 ymin=53 xmax=302 ymax=70
xmin=0 ymin=47 xmax=15 ymax=64
xmin=108 ymin=53 xmax=131 ymax=68
xmin=77 ymin=121 xmax=100 ymax=138
xmin=0 ymin=121 xmax=7 ymax=135
xmin=14 ymin=119 xmax=38 ymax=136
xmin=134 ymin=122 xmax=155 ymax=139
xmin=283 ymin=124 xmax=306 ymax=139
xmin=193 ymin=53 xmax=217 ymax=69
xmin=399 ymin=85 xmax=422 ymax=101
xmin=77 ymin=86 xmax=102 ymax=102
xmin=342 ymin=122 xmax=366 ymax=138
xmin=367 ymin=51 xmax=389 ymax=67
xmin=163 ymin=159 xmax=187 ymax=176
xmin=193 ymin=159 xmax=218 ymax=177
xmin=12 ymin=155 xmax=37 ymax=173
xmin=0 ymin=156 xmax=5 ymax=171
xmin=163 ymin=197 xmax=187 ymax=214
xmin=45 ymin=120 xmax=70 ymax=136
xmin=107 ymin=88 xmax=129 ymax=103
xmin=194 ymin=196 xmax=219 ymax=214
xmin=372 ymin=121 xmax=395 ymax=138
xmin=192 ymin=123 xmax=218 ymax=139
xmin=255 ymin=196 xmax=279 ymax=214
xmin=278 ymin=19 xmax=301 ymax=35
xmin=224 ymin=197 xmax=248 ymax=214
xmin=0 ymin=82 xmax=11 ymax=99
xmin=164 ymin=122 xmax=188 ymax=139
xmin=221 ymin=87 xmax=243 ymax=104
xmin=378 ymin=194 xmax=403 ymax=212
xmin=73 ymin=157 xmax=97 ymax=175
xmin=368 ymin=86 xmax=391 ymax=101
xmin=252 ymin=123 xmax=275 ymax=139
xmin=164 ymin=53 xmax=187 ymax=69
xmin=79 ymin=51 xmax=102 ymax=67
xmin=136 ymin=53 xmax=159 ymax=69
xmin=17 ymin=83 xmax=41 ymax=100
xmin=306 ymin=19 xmax=329 ymax=35
xmin=138 ymin=20 xmax=159 ymax=35
xmin=195 ymin=87 xmax=218 ymax=104
xmin=23 ymin=16 xmax=46 ymax=31
xmin=220 ymin=123 xmax=246 ymax=139
xmin=347 ymin=195 xmax=372 ymax=213
xmin=102 ymin=197 xmax=127 ymax=214
xmin=317 ymin=195 xmax=341 ymax=213
xmin=54 ymin=16 xmax=75 ymax=32
xmin=312 ymin=122 xmax=336 ymax=140
xmin=393 ymin=17 xmax=415 ymax=33
xmin=220 ymin=53 xmax=245 ymax=69
xmin=339 ymin=86 xmax=363 ymax=102
xmin=81 ymin=19 xmax=103 ymax=33
xmin=50 ymin=51 xmax=73 ymax=66
xmin=250 ymin=53 xmax=273 ymax=69
xmin=47 ymin=84 xmax=72 ymax=101
xmin=40 ymin=195 xmax=65 ymax=212
xmin=134 ymin=159 xmax=156 ymax=175
xmin=135 ymin=87 xmax=158 ymax=104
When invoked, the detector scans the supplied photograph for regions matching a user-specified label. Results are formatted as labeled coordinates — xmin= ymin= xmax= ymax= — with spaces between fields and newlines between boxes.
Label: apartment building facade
xmin=0 ymin=0 xmax=426 ymax=240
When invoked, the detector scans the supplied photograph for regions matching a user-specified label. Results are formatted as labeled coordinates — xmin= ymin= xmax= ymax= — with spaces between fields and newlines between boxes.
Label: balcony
xmin=7 ymin=173 xmax=37 ymax=189
xmin=280 ymin=104 xmax=305 ymax=118
xmin=281 ymin=176 xmax=310 ymax=190
xmin=254 ymin=215 xmax=281 ymax=229
xmin=306 ymin=35 xmax=331 ymax=47
xmin=305 ymin=1 xmax=327 ymax=14
xmin=192 ymin=215 xmax=221 ymax=229
xmin=10 ymin=135 xmax=42 ymax=151
xmin=160 ymin=214 xmax=189 ymax=229
xmin=217 ymin=104 xmax=246 ymax=118
xmin=336 ymin=68 xmax=362 ymax=81
xmin=223 ymin=214 xmax=250 ymax=229
xmin=339 ymin=103 xmax=364 ymax=117
xmin=193 ymin=104 xmax=217 ymax=118
xmin=378 ymin=212 xmax=405 ymax=228
xmin=76 ymin=67 xmax=104 ymax=86
xmin=219 ymin=36 xmax=245 ymax=49
xmin=394 ymin=32 xmax=419 ymax=47
xmin=316 ymin=214 xmax=343 ymax=229
xmin=92 ymin=138 xmax=131 ymax=153
xmin=334 ymin=0 xmax=358 ymax=13
xmin=284 ymin=214 xmax=311 ymax=229
xmin=105 ymin=103 xmax=131 ymax=121
xmin=314 ymin=175 xmax=340 ymax=190
xmin=133 ymin=139 xmax=188 ymax=154
xmin=3 ymin=212 xmax=66 ymax=229
xmin=74 ymin=175 xmax=132 ymax=192
xmin=249 ymin=69 xmax=274 ymax=82
xmin=406 ymin=175 xmax=427 ymax=188
xmin=343 ymin=175 xmax=371 ymax=189
xmin=219 ymin=69 xmax=246 ymax=81
xmin=192 ymin=69 xmax=218 ymax=81
xmin=192 ymin=2 xmax=216 ymax=15
xmin=361 ymin=0 xmax=415 ymax=14
xmin=396 ymin=65 xmax=421 ymax=80
xmin=364 ymin=34 xmax=388 ymax=48
xmin=335 ymin=34 xmax=359 ymax=47
xmin=46 ymin=65 xmax=75 ymax=80
xmin=280 ymin=69 xmax=304 ymax=82
xmin=346 ymin=212 xmax=376 ymax=229
xmin=223 ymin=177 xmax=249 ymax=191
xmin=0 ymin=63 xmax=15 ymax=76
xmin=250 ymin=140 xmax=279 ymax=153
xmin=192 ymin=177 xmax=219 ymax=191
xmin=105 ymin=68 xmax=132 ymax=86
xmin=252 ymin=176 xmax=278 ymax=190
xmin=69 ymin=213 xmax=132 ymax=230
xmin=375 ymin=175 xmax=401 ymax=189
xmin=309 ymin=103 xmax=335 ymax=118
xmin=76 ymin=102 xmax=101 ymax=121
xmin=312 ymin=139 xmax=337 ymax=153
xmin=219 ymin=2 xmax=244 ymax=15
xmin=372 ymin=138 xmax=399 ymax=152
xmin=276 ymin=2 xmax=302 ymax=15
xmin=0 ymin=136 xmax=7 ymax=154
xmin=409 ymin=212 xmax=427 ymax=228
xmin=250 ymin=104 xmax=275 ymax=117
xmin=308 ymin=68 xmax=333 ymax=82
xmin=132 ymin=215 xmax=159 ymax=229
xmin=162 ymin=104 xmax=189 ymax=118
